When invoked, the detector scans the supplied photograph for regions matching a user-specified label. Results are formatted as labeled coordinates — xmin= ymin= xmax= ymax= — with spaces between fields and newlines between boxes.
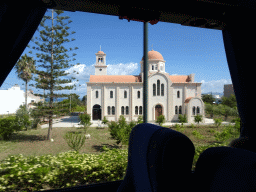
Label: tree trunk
xmin=25 ymin=80 xmax=28 ymax=112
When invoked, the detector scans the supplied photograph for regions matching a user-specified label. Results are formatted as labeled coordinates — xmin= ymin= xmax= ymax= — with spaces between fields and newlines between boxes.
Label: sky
xmin=1 ymin=9 xmax=232 ymax=99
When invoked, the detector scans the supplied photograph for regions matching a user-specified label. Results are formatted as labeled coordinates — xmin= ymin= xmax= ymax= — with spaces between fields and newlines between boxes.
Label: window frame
xmin=112 ymin=106 xmax=115 ymax=115
xmin=177 ymin=91 xmax=180 ymax=98
xmin=110 ymin=91 xmax=113 ymax=98
xmin=124 ymin=90 xmax=127 ymax=98
xmin=108 ymin=106 xmax=111 ymax=115
xmin=175 ymin=106 xmax=178 ymax=114
xmin=135 ymin=106 xmax=138 ymax=115
xmin=126 ymin=106 xmax=129 ymax=115
xmin=137 ymin=91 xmax=140 ymax=98
xmin=153 ymin=84 xmax=156 ymax=96
xmin=157 ymin=80 xmax=160 ymax=96
xmin=139 ymin=106 xmax=142 ymax=115
xmin=179 ymin=106 xmax=182 ymax=114
xmin=161 ymin=83 xmax=164 ymax=96
xmin=96 ymin=90 xmax=98 ymax=98
xmin=193 ymin=106 xmax=196 ymax=115
xmin=121 ymin=106 xmax=124 ymax=115
xmin=197 ymin=106 xmax=200 ymax=114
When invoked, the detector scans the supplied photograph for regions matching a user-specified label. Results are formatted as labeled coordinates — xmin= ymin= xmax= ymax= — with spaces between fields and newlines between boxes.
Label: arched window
xmin=153 ymin=84 xmax=156 ymax=96
xmin=112 ymin=106 xmax=115 ymax=115
xmin=108 ymin=106 xmax=111 ymax=115
xmin=179 ymin=106 xmax=182 ymax=114
xmin=161 ymin=83 xmax=164 ymax=96
xmin=152 ymin=65 xmax=154 ymax=70
xmin=135 ymin=106 xmax=138 ymax=115
xmin=197 ymin=107 xmax=200 ymax=114
xmin=139 ymin=106 xmax=142 ymax=115
xmin=121 ymin=106 xmax=124 ymax=115
xmin=124 ymin=90 xmax=127 ymax=98
xmin=157 ymin=80 xmax=160 ymax=96
xmin=193 ymin=106 xmax=196 ymax=115
xmin=155 ymin=65 xmax=157 ymax=70
xmin=175 ymin=106 xmax=178 ymax=114
xmin=137 ymin=91 xmax=140 ymax=98
xmin=126 ymin=106 xmax=129 ymax=115
xmin=177 ymin=91 xmax=180 ymax=98
xmin=96 ymin=91 xmax=98 ymax=98
xmin=110 ymin=91 xmax=113 ymax=98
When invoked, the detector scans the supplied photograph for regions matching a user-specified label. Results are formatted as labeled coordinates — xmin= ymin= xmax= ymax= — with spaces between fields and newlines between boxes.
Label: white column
xmin=130 ymin=85 xmax=133 ymax=122
xmin=116 ymin=86 xmax=119 ymax=121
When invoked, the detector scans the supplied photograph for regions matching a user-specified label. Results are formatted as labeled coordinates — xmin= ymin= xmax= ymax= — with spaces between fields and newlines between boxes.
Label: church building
xmin=86 ymin=48 xmax=205 ymax=124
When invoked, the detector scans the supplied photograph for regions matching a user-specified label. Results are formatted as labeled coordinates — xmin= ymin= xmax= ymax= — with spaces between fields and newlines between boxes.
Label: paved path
xmin=40 ymin=116 xmax=235 ymax=129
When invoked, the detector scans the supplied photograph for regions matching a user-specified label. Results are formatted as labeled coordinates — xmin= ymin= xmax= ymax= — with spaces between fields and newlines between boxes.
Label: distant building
xmin=224 ymin=84 xmax=235 ymax=98
xmin=0 ymin=84 xmax=44 ymax=114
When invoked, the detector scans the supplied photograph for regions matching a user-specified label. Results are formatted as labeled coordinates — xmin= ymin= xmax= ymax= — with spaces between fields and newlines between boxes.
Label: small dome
xmin=96 ymin=51 xmax=105 ymax=54
xmin=142 ymin=50 xmax=164 ymax=61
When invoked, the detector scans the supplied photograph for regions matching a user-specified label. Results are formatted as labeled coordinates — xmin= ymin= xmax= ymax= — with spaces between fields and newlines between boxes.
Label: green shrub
xmin=16 ymin=106 xmax=31 ymax=131
xmin=214 ymin=118 xmax=223 ymax=128
xmin=194 ymin=115 xmax=203 ymax=127
xmin=63 ymin=132 xmax=86 ymax=153
xmin=156 ymin=115 xmax=165 ymax=126
xmin=178 ymin=114 xmax=187 ymax=127
xmin=192 ymin=130 xmax=205 ymax=139
xmin=0 ymin=116 xmax=22 ymax=140
xmin=136 ymin=115 xmax=143 ymax=124
xmin=79 ymin=113 xmax=92 ymax=134
xmin=190 ymin=123 xmax=195 ymax=129
xmin=102 ymin=116 xmax=108 ymax=125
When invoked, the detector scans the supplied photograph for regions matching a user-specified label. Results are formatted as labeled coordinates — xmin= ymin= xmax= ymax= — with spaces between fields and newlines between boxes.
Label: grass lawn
xmin=0 ymin=117 xmax=240 ymax=191
xmin=0 ymin=118 xmax=237 ymax=163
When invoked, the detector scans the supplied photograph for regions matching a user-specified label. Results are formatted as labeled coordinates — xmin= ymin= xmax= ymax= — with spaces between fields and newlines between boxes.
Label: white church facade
xmin=86 ymin=49 xmax=205 ymax=124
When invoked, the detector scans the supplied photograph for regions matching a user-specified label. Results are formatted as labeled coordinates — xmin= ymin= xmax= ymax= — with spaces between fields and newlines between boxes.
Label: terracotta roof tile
xmin=169 ymin=75 xmax=191 ymax=83
xmin=89 ymin=75 xmax=141 ymax=83
xmin=184 ymin=97 xmax=193 ymax=103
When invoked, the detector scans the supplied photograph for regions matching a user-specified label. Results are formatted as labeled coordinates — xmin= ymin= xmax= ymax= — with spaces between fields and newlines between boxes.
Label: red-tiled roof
xmin=89 ymin=75 xmax=192 ymax=83
xmin=89 ymin=75 xmax=141 ymax=83
xmin=169 ymin=75 xmax=191 ymax=83
xmin=184 ymin=97 xmax=193 ymax=103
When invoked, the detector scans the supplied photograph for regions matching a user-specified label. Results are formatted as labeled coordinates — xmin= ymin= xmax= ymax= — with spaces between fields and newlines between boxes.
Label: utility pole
xmin=70 ymin=94 xmax=71 ymax=114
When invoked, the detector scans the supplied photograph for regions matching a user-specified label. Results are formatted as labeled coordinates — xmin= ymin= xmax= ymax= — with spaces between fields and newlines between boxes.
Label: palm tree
xmin=15 ymin=54 xmax=36 ymax=112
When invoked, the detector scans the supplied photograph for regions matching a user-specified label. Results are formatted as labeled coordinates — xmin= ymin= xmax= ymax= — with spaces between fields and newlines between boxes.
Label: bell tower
xmin=95 ymin=46 xmax=107 ymax=75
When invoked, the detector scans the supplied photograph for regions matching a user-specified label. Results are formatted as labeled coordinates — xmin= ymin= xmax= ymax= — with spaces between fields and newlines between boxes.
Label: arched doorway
xmin=92 ymin=104 xmax=101 ymax=120
xmin=155 ymin=104 xmax=162 ymax=120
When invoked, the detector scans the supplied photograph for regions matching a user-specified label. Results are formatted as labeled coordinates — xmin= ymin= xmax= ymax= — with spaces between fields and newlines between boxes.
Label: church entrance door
xmin=92 ymin=104 xmax=101 ymax=120
xmin=155 ymin=105 xmax=162 ymax=120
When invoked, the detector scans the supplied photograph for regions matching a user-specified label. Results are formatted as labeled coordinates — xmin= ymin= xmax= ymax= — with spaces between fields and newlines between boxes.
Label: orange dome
xmin=142 ymin=50 xmax=164 ymax=61
xmin=96 ymin=51 xmax=105 ymax=54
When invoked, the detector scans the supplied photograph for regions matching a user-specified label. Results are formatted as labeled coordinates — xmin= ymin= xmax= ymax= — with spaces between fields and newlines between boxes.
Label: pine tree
xmin=27 ymin=9 xmax=79 ymax=141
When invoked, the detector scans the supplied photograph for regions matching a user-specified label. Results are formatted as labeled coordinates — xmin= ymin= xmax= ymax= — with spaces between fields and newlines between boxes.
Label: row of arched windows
xmin=97 ymin=89 xmax=180 ymax=99
xmin=121 ymin=106 xmax=129 ymax=115
xmin=135 ymin=106 xmax=143 ymax=115
xmin=153 ymin=80 xmax=164 ymax=96
xmin=175 ymin=106 xmax=182 ymax=114
xmin=107 ymin=106 xmax=115 ymax=115
xmin=107 ymin=105 xmax=200 ymax=116
xmin=193 ymin=106 xmax=200 ymax=115
xmin=95 ymin=90 xmax=142 ymax=99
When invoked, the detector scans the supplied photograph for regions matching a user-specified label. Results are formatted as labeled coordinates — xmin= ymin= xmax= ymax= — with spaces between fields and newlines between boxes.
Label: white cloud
xmin=65 ymin=64 xmax=94 ymax=81
xmin=201 ymin=79 xmax=232 ymax=93
xmin=66 ymin=62 xmax=139 ymax=80
xmin=107 ymin=62 xmax=138 ymax=75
